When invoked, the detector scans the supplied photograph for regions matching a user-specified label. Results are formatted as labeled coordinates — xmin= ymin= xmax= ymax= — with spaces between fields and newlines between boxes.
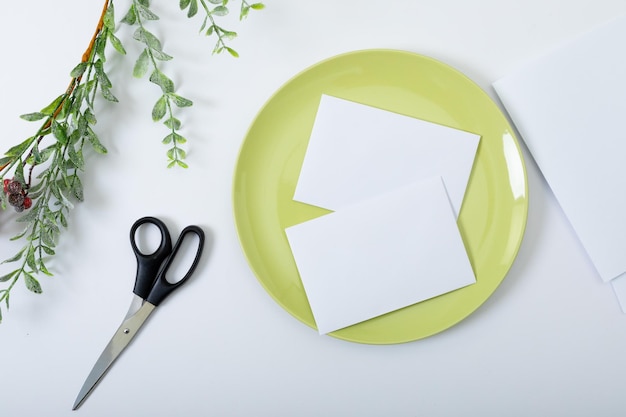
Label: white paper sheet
xmin=294 ymin=95 xmax=481 ymax=217
xmin=286 ymin=177 xmax=476 ymax=335
xmin=493 ymin=15 xmax=626 ymax=283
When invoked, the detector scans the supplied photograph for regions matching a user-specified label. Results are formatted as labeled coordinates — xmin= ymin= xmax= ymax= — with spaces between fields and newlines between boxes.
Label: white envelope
xmin=285 ymin=177 xmax=476 ymax=334
xmin=493 ymin=14 xmax=626 ymax=284
xmin=293 ymin=95 xmax=481 ymax=217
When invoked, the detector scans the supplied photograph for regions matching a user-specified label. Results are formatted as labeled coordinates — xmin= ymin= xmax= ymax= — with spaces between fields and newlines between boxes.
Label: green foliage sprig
xmin=0 ymin=0 xmax=263 ymax=322
xmin=123 ymin=0 xmax=194 ymax=168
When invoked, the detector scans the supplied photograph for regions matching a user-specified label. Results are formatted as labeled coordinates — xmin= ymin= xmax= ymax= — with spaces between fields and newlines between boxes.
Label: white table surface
xmin=3 ymin=1 xmax=626 ymax=416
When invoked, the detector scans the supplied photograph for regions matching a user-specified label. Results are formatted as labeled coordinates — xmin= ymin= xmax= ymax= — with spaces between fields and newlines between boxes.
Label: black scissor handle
xmin=130 ymin=217 xmax=173 ymax=299
xmin=145 ymin=225 xmax=205 ymax=306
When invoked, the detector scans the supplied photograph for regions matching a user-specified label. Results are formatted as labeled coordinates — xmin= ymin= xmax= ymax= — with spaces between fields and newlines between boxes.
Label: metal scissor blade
xmin=72 ymin=302 xmax=156 ymax=410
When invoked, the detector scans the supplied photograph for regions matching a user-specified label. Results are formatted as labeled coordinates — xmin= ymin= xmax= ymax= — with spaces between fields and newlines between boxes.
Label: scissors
xmin=72 ymin=216 xmax=205 ymax=410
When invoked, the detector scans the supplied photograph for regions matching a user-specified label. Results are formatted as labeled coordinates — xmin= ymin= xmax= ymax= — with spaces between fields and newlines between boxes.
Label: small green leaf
xmin=187 ymin=0 xmax=198 ymax=17
xmin=133 ymin=49 xmax=150 ymax=78
xmin=84 ymin=108 xmax=97 ymax=125
xmin=162 ymin=133 xmax=186 ymax=144
xmin=240 ymin=5 xmax=250 ymax=19
xmin=94 ymin=60 xmax=112 ymax=89
xmin=251 ymin=3 xmax=265 ymax=10
xmin=41 ymin=246 xmax=55 ymax=256
xmin=10 ymin=227 xmax=30 ymax=241
xmin=4 ymin=137 xmax=33 ymax=157
xmin=108 ymin=32 xmax=127 ymax=55
xmin=52 ymin=121 xmax=68 ymax=145
xmin=2 ymin=248 xmax=25 ymax=264
xmin=149 ymin=70 xmax=175 ymax=94
xmin=95 ymin=32 xmax=108 ymax=62
xmin=57 ymin=98 xmax=71 ymax=120
xmin=67 ymin=145 xmax=85 ymax=170
xmin=212 ymin=5 xmax=229 ymax=16
xmin=199 ymin=16 xmax=208 ymax=32
xmin=38 ymin=262 xmax=53 ymax=277
xmin=170 ymin=147 xmax=186 ymax=160
xmin=136 ymin=3 xmax=159 ymax=21
xmin=70 ymin=62 xmax=89 ymax=78
xmin=58 ymin=189 xmax=74 ymax=210
xmin=180 ymin=0 xmax=191 ymax=9
xmin=103 ymin=2 xmax=116 ymax=31
xmin=58 ymin=211 xmax=68 ymax=228
xmin=221 ymin=29 xmax=237 ymax=40
xmin=151 ymin=49 xmax=173 ymax=61
xmin=41 ymin=226 xmax=57 ymax=249
xmin=23 ymin=272 xmax=42 ymax=294
xmin=69 ymin=129 xmax=81 ymax=146
xmin=164 ymin=117 xmax=181 ymax=130
xmin=29 ymin=143 xmax=42 ymax=164
xmin=100 ymin=87 xmax=119 ymax=102
xmin=0 ymin=270 xmax=18 ymax=283
xmin=26 ymin=248 xmax=37 ymax=273
xmin=225 ymin=47 xmax=239 ymax=58
xmin=121 ymin=5 xmax=137 ymax=25
xmin=19 ymin=112 xmax=46 ymax=122
xmin=152 ymin=95 xmax=168 ymax=121
xmin=169 ymin=93 xmax=193 ymax=107
xmin=167 ymin=158 xmax=189 ymax=169
xmin=71 ymin=175 xmax=84 ymax=201
xmin=87 ymin=129 xmax=108 ymax=154
xmin=40 ymin=94 xmax=66 ymax=116
xmin=133 ymin=27 xmax=163 ymax=52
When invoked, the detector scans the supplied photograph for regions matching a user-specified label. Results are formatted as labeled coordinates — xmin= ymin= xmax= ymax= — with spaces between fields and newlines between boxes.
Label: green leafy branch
xmin=181 ymin=0 xmax=265 ymax=56
xmin=122 ymin=0 xmax=193 ymax=168
xmin=0 ymin=0 xmax=122 ymax=322
xmin=0 ymin=0 xmax=265 ymax=322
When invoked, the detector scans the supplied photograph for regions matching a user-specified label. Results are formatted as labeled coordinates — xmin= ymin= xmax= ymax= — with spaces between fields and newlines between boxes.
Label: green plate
xmin=232 ymin=49 xmax=528 ymax=344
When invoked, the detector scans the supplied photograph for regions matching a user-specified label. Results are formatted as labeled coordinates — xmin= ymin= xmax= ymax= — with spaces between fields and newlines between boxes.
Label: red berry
xmin=8 ymin=192 xmax=24 ymax=207
xmin=6 ymin=180 xmax=22 ymax=195
xmin=23 ymin=196 xmax=32 ymax=210
xmin=3 ymin=179 xmax=9 ymax=193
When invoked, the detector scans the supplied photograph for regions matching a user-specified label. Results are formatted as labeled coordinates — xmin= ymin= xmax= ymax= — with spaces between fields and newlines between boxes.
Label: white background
xmin=2 ymin=1 xmax=626 ymax=416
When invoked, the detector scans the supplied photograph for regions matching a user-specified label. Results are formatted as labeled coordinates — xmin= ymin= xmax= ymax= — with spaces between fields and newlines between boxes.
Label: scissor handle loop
xmin=145 ymin=225 xmax=205 ymax=306
xmin=130 ymin=217 xmax=173 ymax=299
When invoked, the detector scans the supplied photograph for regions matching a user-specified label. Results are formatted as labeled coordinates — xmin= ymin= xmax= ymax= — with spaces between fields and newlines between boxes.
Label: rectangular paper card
xmin=285 ymin=176 xmax=476 ymax=335
xmin=293 ymin=95 xmax=480 ymax=217
xmin=493 ymin=15 xmax=626 ymax=282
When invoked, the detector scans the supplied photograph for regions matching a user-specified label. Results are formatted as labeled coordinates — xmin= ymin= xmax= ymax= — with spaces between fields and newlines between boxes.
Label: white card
xmin=493 ymin=15 xmax=626 ymax=282
xmin=285 ymin=177 xmax=476 ymax=335
xmin=293 ymin=95 xmax=481 ymax=217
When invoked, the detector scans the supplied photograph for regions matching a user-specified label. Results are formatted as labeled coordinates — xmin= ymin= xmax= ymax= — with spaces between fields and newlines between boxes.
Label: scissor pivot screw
xmin=123 ymin=328 xmax=130 ymax=334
